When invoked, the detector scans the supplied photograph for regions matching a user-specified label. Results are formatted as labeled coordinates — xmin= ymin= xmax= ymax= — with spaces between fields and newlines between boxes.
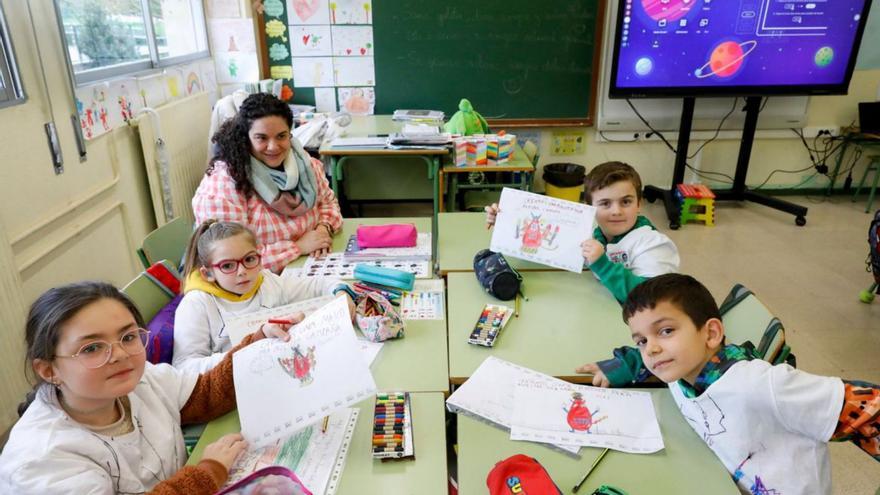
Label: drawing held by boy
xmin=576 ymin=274 xmax=879 ymax=494
xmin=487 ymin=162 xmax=679 ymax=303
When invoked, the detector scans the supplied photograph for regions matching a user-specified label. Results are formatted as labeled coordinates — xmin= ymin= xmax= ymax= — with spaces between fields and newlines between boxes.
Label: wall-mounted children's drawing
xmin=233 ymin=297 xmax=376 ymax=448
xmin=288 ymin=0 xmax=331 ymax=24
xmin=338 ymin=87 xmax=374 ymax=115
xmin=333 ymin=56 xmax=374 ymax=86
xmin=107 ymin=78 xmax=140 ymax=127
xmin=510 ymin=380 xmax=664 ymax=454
xmin=184 ymin=69 xmax=203 ymax=96
xmin=209 ymin=19 xmax=257 ymax=54
xmin=292 ymin=56 xmax=335 ymax=86
xmin=165 ymin=70 xmax=183 ymax=100
xmin=314 ymin=87 xmax=337 ymax=111
xmin=490 ymin=188 xmax=596 ymax=273
xmin=330 ymin=0 xmax=372 ymax=24
xmin=216 ymin=52 xmax=260 ymax=84
xmin=331 ymin=25 xmax=373 ymax=56
xmin=291 ymin=25 xmax=332 ymax=56
xmin=75 ymin=83 xmax=112 ymax=140
xmin=551 ymin=130 xmax=586 ymax=155
xmin=136 ymin=73 xmax=168 ymax=109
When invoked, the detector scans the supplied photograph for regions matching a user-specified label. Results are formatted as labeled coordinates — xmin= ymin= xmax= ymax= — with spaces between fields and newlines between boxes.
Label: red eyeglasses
xmin=211 ymin=252 xmax=262 ymax=274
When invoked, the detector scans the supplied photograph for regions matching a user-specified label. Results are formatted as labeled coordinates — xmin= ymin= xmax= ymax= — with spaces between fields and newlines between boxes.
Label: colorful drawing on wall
xmin=331 ymin=25 xmax=373 ymax=56
xmin=216 ymin=52 xmax=260 ymax=84
xmin=332 ymin=56 xmax=374 ymax=86
xmin=314 ymin=87 xmax=337 ymax=112
xmin=233 ymin=297 xmax=377 ymax=448
xmin=107 ymin=78 xmax=140 ymax=127
xmin=185 ymin=70 xmax=203 ymax=95
xmin=288 ymin=0 xmax=331 ymax=24
xmin=510 ymin=380 xmax=665 ymax=453
xmin=199 ymin=60 xmax=219 ymax=104
xmin=330 ymin=0 xmax=371 ymax=24
xmin=165 ymin=72 xmax=182 ymax=100
xmin=490 ymin=188 xmax=596 ymax=273
xmin=291 ymin=25 xmax=332 ymax=56
xmin=209 ymin=19 xmax=257 ymax=54
xmin=136 ymin=73 xmax=168 ymax=109
xmin=292 ymin=56 xmax=335 ymax=87
xmin=337 ymin=86 xmax=374 ymax=115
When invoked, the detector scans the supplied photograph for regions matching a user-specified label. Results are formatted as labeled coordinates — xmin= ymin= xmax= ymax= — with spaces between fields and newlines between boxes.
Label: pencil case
xmin=216 ymin=466 xmax=312 ymax=495
xmin=356 ymin=224 xmax=417 ymax=248
xmin=354 ymin=264 xmax=415 ymax=291
xmin=356 ymin=292 xmax=405 ymax=342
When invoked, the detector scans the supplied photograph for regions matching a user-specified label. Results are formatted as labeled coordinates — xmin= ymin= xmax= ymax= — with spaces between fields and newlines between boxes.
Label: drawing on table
xmin=564 ymin=392 xmax=606 ymax=433
xmin=517 ymin=213 xmax=560 ymax=254
xmin=279 ymin=345 xmax=317 ymax=385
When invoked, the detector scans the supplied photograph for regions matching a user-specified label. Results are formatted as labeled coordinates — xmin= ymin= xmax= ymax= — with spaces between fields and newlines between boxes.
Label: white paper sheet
xmin=75 ymin=83 xmax=111 ymax=140
xmin=333 ymin=57 xmax=375 ymax=86
xmin=209 ymin=19 xmax=257 ymax=54
xmin=490 ymin=188 xmax=596 ymax=273
xmin=226 ymin=408 xmax=358 ymax=495
xmin=400 ymin=279 xmax=445 ymax=320
xmin=331 ymin=26 xmax=373 ymax=56
xmin=106 ymin=78 xmax=140 ymax=128
xmin=314 ymin=87 xmax=337 ymax=112
xmin=358 ymin=338 xmax=384 ymax=367
xmin=337 ymin=87 xmax=374 ymax=115
xmin=234 ymin=297 xmax=377 ymax=448
xmin=293 ymin=56 xmax=335 ymax=87
xmin=330 ymin=0 xmax=372 ymax=24
xmin=287 ymin=0 xmax=331 ymax=25
xmin=510 ymin=380 xmax=664 ymax=454
xmin=297 ymin=253 xmax=432 ymax=279
xmin=215 ymin=52 xmax=260 ymax=84
xmin=446 ymin=356 xmax=581 ymax=455
xmin=291 ymin=25 xmax=333 ymax=56
xmin=224 ymin=295 xmax=336 ymax=345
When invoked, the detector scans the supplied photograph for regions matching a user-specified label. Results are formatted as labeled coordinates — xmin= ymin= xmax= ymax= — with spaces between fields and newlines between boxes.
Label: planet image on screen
xmin=635 ymin=57 xmax=654 ymax=76
xmin=641 ymin=0 xmax=692 ymax=22
xmin=814 ymin=46 xmax=834 ymax=67
xmin=695 ymin=40 xmax=757 ymax=79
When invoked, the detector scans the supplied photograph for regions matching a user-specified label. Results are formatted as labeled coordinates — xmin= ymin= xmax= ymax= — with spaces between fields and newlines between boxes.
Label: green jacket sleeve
xmin=589 ymin=253 xmax=647 ymax=304
xmin=596 ymin=346 xmax=653 ymax=387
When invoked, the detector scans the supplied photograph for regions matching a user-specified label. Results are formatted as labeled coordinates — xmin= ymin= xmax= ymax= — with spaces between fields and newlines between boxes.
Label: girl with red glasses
xmin=173 ymin=220 xmax=356 ymax=374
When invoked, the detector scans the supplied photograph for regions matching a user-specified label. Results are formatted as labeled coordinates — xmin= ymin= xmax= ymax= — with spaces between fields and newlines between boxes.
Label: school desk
xmin=285 ymin=216 xmax=432 ymax=273
xmin=446 ymin=271 xmax=627 ymax=384
xmin=456 ymin=389 xmax=739 ymax=494
xmin=436 ymin=212 xmax=560 ymax=274
xmin=283 ymin=216 xmax=448 ymax=393
xmin=439 ymin=146 xmax=534 ymax=212
xmin=187 ymin=393 xmax=448 ymax=494
xmin=318 ymin=116 xmax=447 ymax=217
xmin=828 ymin=131 xmax=880 ymax=196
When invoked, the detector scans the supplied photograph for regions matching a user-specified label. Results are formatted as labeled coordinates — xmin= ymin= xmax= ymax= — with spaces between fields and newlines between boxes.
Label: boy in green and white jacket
xmin=487 ymin=161 xmax=679 ymax=303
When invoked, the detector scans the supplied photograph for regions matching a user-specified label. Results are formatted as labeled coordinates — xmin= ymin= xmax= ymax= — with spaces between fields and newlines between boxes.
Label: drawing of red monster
xmin=564 ymin=392 xmax=606 ymax=432
xmin=515 ymin=213 xmax=560 ymax=254
xmin=279 ymin=345 xmax=316 ymax=385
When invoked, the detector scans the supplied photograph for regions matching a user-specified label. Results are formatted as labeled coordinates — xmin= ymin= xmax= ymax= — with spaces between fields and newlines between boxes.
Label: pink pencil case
xmin=356 ymin=223 xmax=417 ymax=248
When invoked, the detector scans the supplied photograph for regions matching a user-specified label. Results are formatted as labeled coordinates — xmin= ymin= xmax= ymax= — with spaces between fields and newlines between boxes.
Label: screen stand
xmin=643 ymin=96 xmax=808 ymax=229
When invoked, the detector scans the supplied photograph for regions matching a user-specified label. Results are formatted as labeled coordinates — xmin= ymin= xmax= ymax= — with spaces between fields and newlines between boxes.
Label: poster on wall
xmin=331 ymin=26 xmax=373 ymax=56
xmin=333 ymin=57 xmax=374 ymax=86
xmin=293 ymin=57 xmax=335 ymax=87
xmin=287 ymin=0 xmax=331 ymax=25
xmin=106 ymin=78 xmax=141 ymax=128
xmin=75 ymin=83 xmax=111 ymax=140
xmin=291 ymin=25 xmax=332 ymax=56
xmin=330 ymin=0 xmax=372 ymax=24
xmin=337 ymin=87 xmax=374 ymax=115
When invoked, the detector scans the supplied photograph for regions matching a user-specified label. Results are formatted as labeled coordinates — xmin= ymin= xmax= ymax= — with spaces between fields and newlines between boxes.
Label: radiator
xmin=136 ymin=92 xmax=211 ymax=227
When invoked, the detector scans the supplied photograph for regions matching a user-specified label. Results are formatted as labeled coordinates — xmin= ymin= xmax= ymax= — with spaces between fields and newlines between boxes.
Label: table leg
xmin=449 ymin=173 xmax=459 ymax=212
xmin=439 ymin=169 xmax=445 ymax=213
xmin=330 ymin=156 xmax=341 ymax=196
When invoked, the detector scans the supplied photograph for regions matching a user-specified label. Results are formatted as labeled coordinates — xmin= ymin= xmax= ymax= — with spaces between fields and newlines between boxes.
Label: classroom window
xmin=0 ymin=4 xmax=25 ymax=108
xmin=56 ymin=0 xmax=209 ymax=85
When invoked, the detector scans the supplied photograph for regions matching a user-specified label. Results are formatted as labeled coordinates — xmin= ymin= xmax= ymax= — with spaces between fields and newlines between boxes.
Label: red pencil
xmin=268 ymin=318 xmax=293 ymax=324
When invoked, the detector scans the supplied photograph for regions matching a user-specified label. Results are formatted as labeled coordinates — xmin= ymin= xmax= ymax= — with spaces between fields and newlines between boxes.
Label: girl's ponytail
xmin=183 ymin=219 xmax=218 ymax=278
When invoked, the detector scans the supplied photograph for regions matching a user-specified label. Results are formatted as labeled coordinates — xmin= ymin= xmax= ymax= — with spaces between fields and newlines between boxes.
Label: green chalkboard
xmin=371 ymin=0 xmax=605 ymax=125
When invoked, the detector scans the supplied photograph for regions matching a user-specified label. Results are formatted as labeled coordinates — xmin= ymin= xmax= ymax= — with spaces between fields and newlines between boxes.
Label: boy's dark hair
xmin=207 ymin=93 xmax=294 ymax=198
xmin=19 ymin=281 xmax=145 ymax=417
xmin=622 ymin=274 xmax=721 ymax=328
xmin=583 ymin=161 xmax=643 ymax=204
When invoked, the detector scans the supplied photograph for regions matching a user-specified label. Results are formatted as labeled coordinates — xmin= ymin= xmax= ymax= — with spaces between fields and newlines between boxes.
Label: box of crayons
xmin=372 ymin=392 xmax=414 ymax=460
xmin=468 ymin=304 xmax=513 ymax=347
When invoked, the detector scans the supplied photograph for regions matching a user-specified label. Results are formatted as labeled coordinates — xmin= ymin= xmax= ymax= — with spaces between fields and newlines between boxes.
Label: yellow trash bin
xmin=543 ymin=163 xmax=585 ymax=202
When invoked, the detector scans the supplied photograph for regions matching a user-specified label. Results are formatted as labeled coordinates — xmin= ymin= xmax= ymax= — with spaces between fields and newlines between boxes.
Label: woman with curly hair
xmin=192 ymin=93 xmax=342 ymax=272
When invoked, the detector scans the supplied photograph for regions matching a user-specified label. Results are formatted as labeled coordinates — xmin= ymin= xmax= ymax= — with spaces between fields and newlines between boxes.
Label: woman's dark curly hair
xmin=208 ymin=93 xmax=294 ymax=198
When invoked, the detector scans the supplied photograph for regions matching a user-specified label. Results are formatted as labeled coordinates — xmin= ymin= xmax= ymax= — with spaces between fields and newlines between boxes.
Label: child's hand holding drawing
xmin=575 ymin=362 xmax=610 ymax=388
xmin=581 ymin=239 xmax=605 ymax=265
xmin=261 ymin=312 xmax=306 ymax=341
xmin=484 ymin=203 xmax=500 ymax=229
xmin=202 ymin=433 xmax=248 ymax=471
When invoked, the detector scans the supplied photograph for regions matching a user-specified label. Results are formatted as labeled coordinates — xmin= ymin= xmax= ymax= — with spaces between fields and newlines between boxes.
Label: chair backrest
xmin=719 ymin=284 xmax=794 ymax=366
xmin=139 ymin=216 xmax=192 ymax=270
xmin=521 ymin=140 xmax=539 ymax=166
xmin=121 ymin=272 xmax=174 ymax=322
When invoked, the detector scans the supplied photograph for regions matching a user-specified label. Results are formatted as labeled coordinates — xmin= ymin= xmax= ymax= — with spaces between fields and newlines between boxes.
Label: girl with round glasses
xmin=0 ymin=281 xmax=296 ymax=494
xmin=173 ymin=220 xmax=356 ymax=373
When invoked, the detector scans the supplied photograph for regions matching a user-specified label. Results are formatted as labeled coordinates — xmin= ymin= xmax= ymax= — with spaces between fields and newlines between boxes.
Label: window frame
xmin=54 ymin=0 xmax=210 ymax=87
xmin=0 ymin=3 xmax=26 ymax=109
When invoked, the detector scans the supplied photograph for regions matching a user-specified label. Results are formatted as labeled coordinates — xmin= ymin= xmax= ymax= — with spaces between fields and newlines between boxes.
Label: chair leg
xmin=853 ymin=162 xmax=871 ymax=201
xmin=865 ymin=161 xmax=880 ymax=213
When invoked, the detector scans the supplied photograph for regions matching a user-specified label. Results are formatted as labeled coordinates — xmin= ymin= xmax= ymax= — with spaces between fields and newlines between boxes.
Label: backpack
xmin=486 ymin=455 xmax=561 ymax=495
xmin=868 ymin=209 xmax=880 ymax=287
xmin=473 ymin=249 xmax=523 ymax=301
